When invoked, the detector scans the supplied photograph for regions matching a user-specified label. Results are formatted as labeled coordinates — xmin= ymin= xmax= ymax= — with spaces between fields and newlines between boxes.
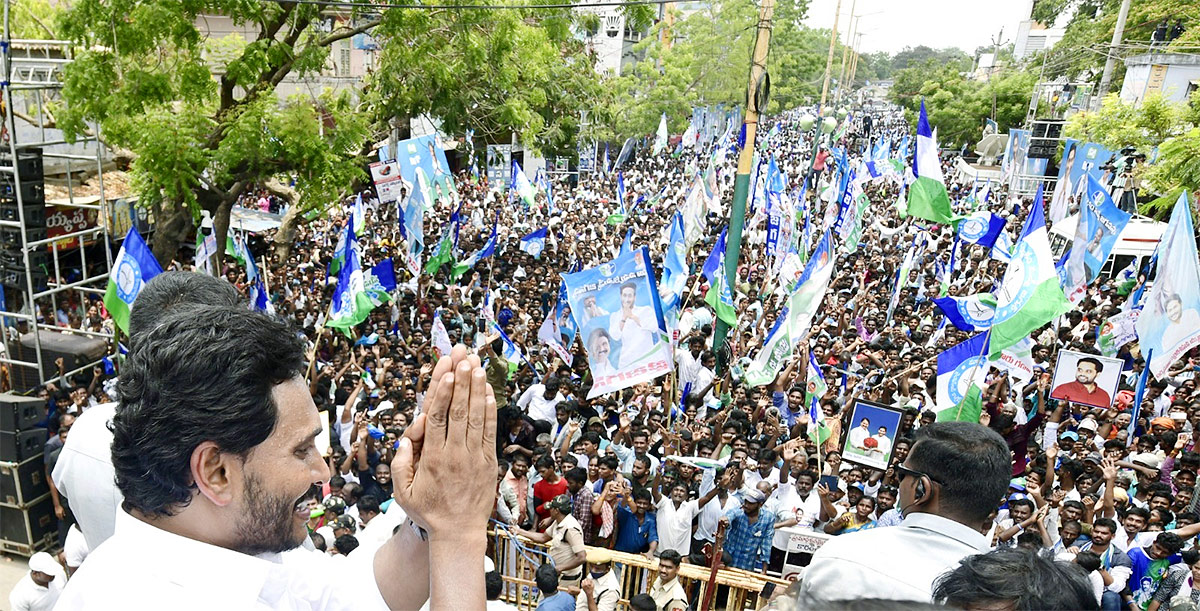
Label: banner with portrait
xmin=562 ymin=247 xmax=673 ymax=398
xmin=842 ymin=400 xmax=903 ymax=471
xmin=1049 ymin=350 xmax=1123 ymax=409
xmin=395 ymin=135 xmax=456 ymax=203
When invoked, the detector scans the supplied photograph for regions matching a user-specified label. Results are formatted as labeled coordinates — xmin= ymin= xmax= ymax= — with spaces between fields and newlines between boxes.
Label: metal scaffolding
xmin=0 ymin=1 xmax=116 ymax=393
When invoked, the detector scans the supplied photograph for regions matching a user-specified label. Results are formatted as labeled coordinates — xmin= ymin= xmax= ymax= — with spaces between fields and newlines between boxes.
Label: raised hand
xmin=393 ymin=345 xmax=498 ymax=537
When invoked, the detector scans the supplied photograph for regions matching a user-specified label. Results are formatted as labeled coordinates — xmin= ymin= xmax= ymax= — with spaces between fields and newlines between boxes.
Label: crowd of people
xmin=11 ymin=103 xmax=1200 ymax=611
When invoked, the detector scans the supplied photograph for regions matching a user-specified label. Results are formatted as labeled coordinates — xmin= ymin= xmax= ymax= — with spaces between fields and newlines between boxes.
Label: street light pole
xmin=712 ymin=0 xmax=775 ymax=374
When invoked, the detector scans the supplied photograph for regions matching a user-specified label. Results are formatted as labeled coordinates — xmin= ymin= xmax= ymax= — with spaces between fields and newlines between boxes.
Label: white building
xmin=1013 ymin=0 xmax=1067 ymax=59
xmin=1120 ymin=53 xmax=1200 ymax=105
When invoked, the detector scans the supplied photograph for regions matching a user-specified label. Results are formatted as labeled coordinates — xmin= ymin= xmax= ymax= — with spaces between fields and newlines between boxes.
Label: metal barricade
xmin=488 ymin=528 xmax=790 ymax=610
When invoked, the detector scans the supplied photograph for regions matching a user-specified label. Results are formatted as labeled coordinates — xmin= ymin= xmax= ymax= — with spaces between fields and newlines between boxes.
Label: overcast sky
xmin=802 ymin=0 xmax=1035 ymax=56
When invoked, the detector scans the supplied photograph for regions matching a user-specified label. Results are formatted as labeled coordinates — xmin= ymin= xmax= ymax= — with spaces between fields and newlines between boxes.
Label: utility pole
xmin=849 ymin=33 xmax=863 ymax=95
xmin=987 ymin=27 xmax=1006 ymax=82
xmin=836 ymin=10 xmax=858 ymax=104
xmin=819 ymin=0 xmax=843 ymax=107
xmin=712 ymin=0 xmax=775 ymax=374
xmin=662 ymin=3 xmax=675 ymax=50
xmin=1095 ymin=0 xmax=1132 ymax=108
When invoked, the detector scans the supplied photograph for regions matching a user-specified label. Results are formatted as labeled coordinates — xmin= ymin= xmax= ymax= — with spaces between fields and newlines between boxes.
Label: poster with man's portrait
xmin=1049 ymin=350 xmax=1123 ymax=409
xmin=562 ymin=247 xmax=672 ymax=398
xmin=842 ymin=400 xmax=902 ymax=471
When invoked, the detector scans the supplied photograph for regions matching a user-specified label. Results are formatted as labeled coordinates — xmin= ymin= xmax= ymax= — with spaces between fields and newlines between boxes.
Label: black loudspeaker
xmin=0 ymin=455 xmax=49 ymax=505
xmin=10 ymin=330 xmax=108 ymax=392
xmin=0 ymin=427 xmax=45 ymax=462
xmin=0 ymin=393 xmax=43 ymax=432
xmin=0 ymin=494 xmax=55 ymax=556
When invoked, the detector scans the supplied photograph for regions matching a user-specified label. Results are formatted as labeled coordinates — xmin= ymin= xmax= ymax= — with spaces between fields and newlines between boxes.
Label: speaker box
xmin=0 ymin=225 xmax=46 ymax=250
xmin=0 ymin=454 xmax=49 ymax=506
xmin=0 ymin=493 xmax=55 ymax=556
xmin=0 ymin=427 xmax=45 ymax=462
xmin=0 ymin=148 xmax=44 ymax=181
xmin=0 ymin=200 xmax=46 ymax=225
xmin=10 ymin=330 xmax=108 ymax=392
xmin=0 ymin=393 xmax=43 ymax=432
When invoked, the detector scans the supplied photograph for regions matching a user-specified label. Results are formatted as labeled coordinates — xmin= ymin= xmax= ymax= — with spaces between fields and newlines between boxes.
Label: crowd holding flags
xmin=185 ymin=100 xmax=1196 ymax=449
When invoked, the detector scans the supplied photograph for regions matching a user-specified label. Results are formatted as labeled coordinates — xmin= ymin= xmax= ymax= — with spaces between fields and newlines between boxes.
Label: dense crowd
xmin=13 ymin=104 xmax=1200 ymax=611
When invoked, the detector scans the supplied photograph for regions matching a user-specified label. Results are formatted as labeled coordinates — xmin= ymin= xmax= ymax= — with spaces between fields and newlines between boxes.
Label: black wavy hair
xmin=111 ymin=306 xmax=305 ymax=517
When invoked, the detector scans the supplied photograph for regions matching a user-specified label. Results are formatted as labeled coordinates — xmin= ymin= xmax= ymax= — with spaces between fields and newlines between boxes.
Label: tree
xmin=54 ymin=1 xmax=626 ymax=264
xmin=889 ymin=59 xmax=1035 ymax=151
xmin=1041 ymin=0 xmax=1200 ymax=86
xmin=602 ymin=0 xmax=843 ymax=138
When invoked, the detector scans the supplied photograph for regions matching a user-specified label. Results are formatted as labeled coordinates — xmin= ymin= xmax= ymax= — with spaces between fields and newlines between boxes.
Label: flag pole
xmin=713 ymin=0 xmax=775 ymax=375
xmin=952 ymin=328 xmax=994 ymax=423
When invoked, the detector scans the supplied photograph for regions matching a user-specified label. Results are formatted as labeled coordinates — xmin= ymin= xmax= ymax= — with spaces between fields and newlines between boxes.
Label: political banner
xmin=989 ymin=337 xmax=1035 ymax=386
xmin=1064 ymin=175 xmax=1132 ymax=300
xmin=368 ymin=160 xmax=404 ymax=204
xmin=395 ymin=134 xmax=455 ymax=194
xmin=486 ymin=145 xmax=512 ymax=185
xmin=1136 ymin=193 xmax=1200 ymax=378
xmin=563 ymin=247 xmax=673 ymax=398
xmin=1097 ymin=308 xmax=1140 ymax=357
xmin=1049 ymin=350 xmax=1123 ymax=409
xmin=843 ymin=400 xmax=903 ymax=471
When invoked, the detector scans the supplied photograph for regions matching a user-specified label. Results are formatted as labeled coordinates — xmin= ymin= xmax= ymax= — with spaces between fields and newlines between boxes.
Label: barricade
xmin=489 ymin=526 xmax=790 ymax=610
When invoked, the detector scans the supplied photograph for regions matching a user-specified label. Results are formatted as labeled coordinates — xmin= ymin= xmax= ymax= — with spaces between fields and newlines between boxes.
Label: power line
xmin=263 ymin=0 xmax=676 ymax=10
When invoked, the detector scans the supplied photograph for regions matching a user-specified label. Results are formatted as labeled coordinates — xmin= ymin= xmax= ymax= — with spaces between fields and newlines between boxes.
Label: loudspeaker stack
xmin=0 ymin=392 xmax=54 ymax=556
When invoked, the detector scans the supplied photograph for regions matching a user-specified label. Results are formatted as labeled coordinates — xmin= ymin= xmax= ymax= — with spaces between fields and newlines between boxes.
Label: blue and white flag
xmin=562 ymin=247 xmax=672 ymax=398
xmin=511 ymin=161 xmax=536 ymax=207
xmin=935 ymin=332 xmax=990 ymax=414
xmin=249 ymin=276 xmax=273 ymax=314
xmin=478 ymin=214 xmax=499 ymax=259
xmin=701 ymin=226 xmax=727 ymax=286
xmin=616 ymin=172 xmax=628 ymax=215
xmin=933 ymin=293 xmax=997 ymax=332
xmin=519 ymin=227 xmax=548 ymax=259
xmin=351 ymin=193 xmax=365 ymax=234
xmin=1135 ymin=192 xmax=1200 ymax=379
xmin=1064 ymin=174 xmax=1133 ymax=301
xmin=660 ymin=213 xmax=688 ymax=317
xmin=991 ymin=231 xmax=1014 ymax=263
xmin=104 ymin=226 xmax=164 ymax=334
xmin=620 ymin=228 xmax=633 ymax=256
xmin=364 ymin=258 xmax=397 ymax=307
xmin=957 ymin=211 xmax=1006 ymax=250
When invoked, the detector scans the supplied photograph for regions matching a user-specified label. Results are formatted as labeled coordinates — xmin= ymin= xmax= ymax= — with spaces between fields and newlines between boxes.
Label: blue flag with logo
xmin=935 ymin=332 xmax=990 ymax=419
xmin=519 ymin=227 xmax=548 ymax=259
xmin=933 ymin=293 xmax=997 ymax=332
xmin=956 ymin=211 xmax=1006 ymax=250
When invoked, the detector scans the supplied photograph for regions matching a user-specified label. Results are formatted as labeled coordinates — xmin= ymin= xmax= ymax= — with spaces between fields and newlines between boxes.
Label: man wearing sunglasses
xmin=798 ymin=421 xmax=1011 ymax=603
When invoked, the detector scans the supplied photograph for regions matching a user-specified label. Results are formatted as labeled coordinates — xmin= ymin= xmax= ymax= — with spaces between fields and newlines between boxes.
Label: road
xmin=0 ymin=554 xmax=31 ymax=608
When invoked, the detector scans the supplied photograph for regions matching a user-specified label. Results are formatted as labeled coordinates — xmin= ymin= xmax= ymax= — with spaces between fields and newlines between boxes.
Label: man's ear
xmin=191 ymin=441 xmax=240 ymax=507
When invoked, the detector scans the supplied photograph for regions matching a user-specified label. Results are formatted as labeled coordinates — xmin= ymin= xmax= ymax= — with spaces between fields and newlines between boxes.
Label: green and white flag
xmin=743 ymin=311 xmax=793 ymax=387
xmin=989 ymin=185 xmax=1071 ymax=358
xmin=653 ymin=113 xmax=669 ymax=156
xmin=104 ymin=227 xmax=163 ymax=335
xmin=906 ymin=101 xmax=955 ymax=225
xmin=805 ymin=352 xmax=831 ymax=445
xmin=424 ymin=231 xmax=454 ymax=276
xmin=704 ymin=261 xmax=738 ymax=326
xmin=327 ymin=225 xmax=374 ymax=336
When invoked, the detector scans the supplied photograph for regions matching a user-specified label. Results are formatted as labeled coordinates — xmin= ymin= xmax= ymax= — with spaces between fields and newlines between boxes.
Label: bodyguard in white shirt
xmin=799 ymin=422 xmax=1012 ymax=603
xmin=57 ymin=307 xmax=499 ymax=610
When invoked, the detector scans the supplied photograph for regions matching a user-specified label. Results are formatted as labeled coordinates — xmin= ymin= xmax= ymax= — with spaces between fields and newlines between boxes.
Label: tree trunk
xmin=212 ymin=198 xmax=234 ymax=274
xmin=274 ymin=204 xmax=304 ymax=261
xmin=150 ymin=200 xmax=194 ymax=267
